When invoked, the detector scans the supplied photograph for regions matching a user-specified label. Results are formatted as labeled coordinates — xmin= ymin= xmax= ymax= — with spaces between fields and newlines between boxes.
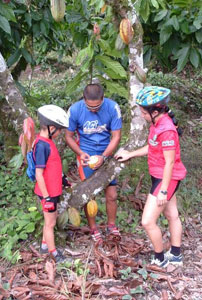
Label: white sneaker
xmin=151 ymin=256 xmax=169 ymax=268
xmin=165 ymin=250 xmax=183 ymax=266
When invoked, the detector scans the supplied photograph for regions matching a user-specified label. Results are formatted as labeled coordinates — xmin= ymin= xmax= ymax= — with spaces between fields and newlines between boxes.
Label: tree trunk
xmin=0 ymin=52 xmax=29 ymax=161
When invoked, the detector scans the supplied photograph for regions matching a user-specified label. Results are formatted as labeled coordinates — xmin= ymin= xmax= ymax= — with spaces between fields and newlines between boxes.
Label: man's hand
xmin=80 ymin=152 xmax=90 ymax=166
xmin=89 ymin=155 xmax=104 ymax=170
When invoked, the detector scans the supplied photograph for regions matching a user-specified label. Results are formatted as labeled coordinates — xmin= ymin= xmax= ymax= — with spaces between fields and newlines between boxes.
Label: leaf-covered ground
xmin=1 ymin=64 xmax=200 ymax=300
xmin=0 ymin=216 xmax=201 ymax=300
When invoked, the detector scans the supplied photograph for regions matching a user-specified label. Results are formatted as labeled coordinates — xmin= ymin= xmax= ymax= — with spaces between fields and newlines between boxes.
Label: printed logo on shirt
xmin=83 ymin=120 xmax=107 ymax=134
xmin=115 ymin=104 xmax=121 ymax=119
xmin=149 ymin=134 xmax=158 ymax=146
xmin=162 ymin=140 xmax=175 ymax=147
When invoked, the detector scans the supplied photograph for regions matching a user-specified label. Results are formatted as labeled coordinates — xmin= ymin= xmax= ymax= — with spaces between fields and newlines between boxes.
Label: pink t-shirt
xmin=148 ymin=114 xmax=187 ymax=180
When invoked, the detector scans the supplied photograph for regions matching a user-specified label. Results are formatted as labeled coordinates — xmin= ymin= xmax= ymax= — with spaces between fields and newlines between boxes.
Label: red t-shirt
xmin=148 ymin=114 xmax=187 ymax=180
xmin=34 ymin=135 xmax=62 ymax=197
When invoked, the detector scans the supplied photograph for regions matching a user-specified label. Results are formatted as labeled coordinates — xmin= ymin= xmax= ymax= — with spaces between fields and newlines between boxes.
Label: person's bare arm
xmin=115 ymin=144 xmax=149 ymax=162
xmin=35 ymin=168 xmax=49 ymax=198
xmin=156 ymin=149 xmax=175 ymax=206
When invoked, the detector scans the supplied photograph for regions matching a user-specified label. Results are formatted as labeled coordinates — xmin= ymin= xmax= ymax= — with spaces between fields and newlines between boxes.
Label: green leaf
xmin=0 ymin=15 xmax=11 ymax=35
xmin=66 ymin=71 xmax=87 ymax=95
xmin=122 ymin=295 xmax=132 ymax=300
xmin=195 ymin=29 xmax=202 ymax=43
xmin=25 ymin=222 xmax=35 ymax=233
xmin=25 ymin=13 xmax=32 ymax=27
xmin=0 ymin=3 xmax=16 ymax=22
xmin=96 ymin=55 xmax=127 ymax=79
xmin=190 ymin=48 xmax=200 ymax=68
xmin=160 ymin=25 xmax=172 ymax=45
xmin=8 ymin=153 xmax=24 ymax=170
xmin=154 ymin=10 xmax=168 ymax=22
xmin=130 ymin=286 xmax=144 ymax=294
xmin=139 ymin=0 xmax=150 ymax=23
xmin=170 ymin=15 xmax=179 ymax=31
xmin=193 ymin=16 xmax=202 ymax=30
xmin=21 ymin=48 xmax=32 ymax=64
xmin=76 ymin=42 xmax=94 ymax=65
xmin=7 ymin=49 xmax=21 ymax=67
xmin=137 ymin=268 xmax=148 ymax=280
xmin=176 ymin=46 xmax=190 ymax=72
xmin=98 ymin=76 xmax=128 ymax=99
xmin=150 ymin=0 xmax=159 ymax=9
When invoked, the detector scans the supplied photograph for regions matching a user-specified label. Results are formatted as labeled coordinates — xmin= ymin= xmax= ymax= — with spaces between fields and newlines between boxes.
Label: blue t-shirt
xmin=34 ymin=140 xmax=50 ymax=168
xmin=67 ymin=98 xmax=122 ymax=153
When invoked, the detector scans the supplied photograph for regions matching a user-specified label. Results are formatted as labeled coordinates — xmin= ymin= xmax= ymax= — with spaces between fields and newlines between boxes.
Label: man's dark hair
xmin=83 ymin=84 xmax=104 ymax=100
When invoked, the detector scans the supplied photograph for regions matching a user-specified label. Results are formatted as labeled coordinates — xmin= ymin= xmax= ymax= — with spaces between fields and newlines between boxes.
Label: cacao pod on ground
xmin=57 ymin=210 xmax=69 ymax=229
xmin=120 ymin=18 xmax=134 ymax=45
xmin=87 ymin=200 xmax=98 ymax=218
xmin=50 ymin=0 xmax=66 ymax=22
xmin=68 ymin=207 xmax=81 ymax=227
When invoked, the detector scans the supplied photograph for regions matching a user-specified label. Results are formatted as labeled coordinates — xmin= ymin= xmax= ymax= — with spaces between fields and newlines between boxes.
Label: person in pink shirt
xmin=115 ymin=86 xmax=187 ymax=267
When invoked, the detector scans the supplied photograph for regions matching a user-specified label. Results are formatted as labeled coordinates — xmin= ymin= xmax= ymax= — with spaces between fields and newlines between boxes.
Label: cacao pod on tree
xmin=68 ymin=207 xmax=81 ymax=227
xmin=50 ymin=0 xmax=66 ymax=22
xmin=87 ymin=200 xmax=98 ymax=218
xmin=119 ymin=18 xmax=134 ymax=45
xmin=135 ymin=65 xmax=147 ymax=83
xmin=115 ymin=34 xmax=126 ymax=51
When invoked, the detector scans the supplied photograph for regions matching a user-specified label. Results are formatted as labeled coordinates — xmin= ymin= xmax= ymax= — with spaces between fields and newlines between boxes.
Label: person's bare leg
xmin=43 ymin=211 xmax=57 ymax=251
xmin=142 ymin=194 xmax=166 ymax=252
xmin=105 ymin=185 xmax=117 ymax=225
xmin=84 ymin=204 xmax=97 ymax=230
xmin=163 ymin=194 xmax=182 ymax=247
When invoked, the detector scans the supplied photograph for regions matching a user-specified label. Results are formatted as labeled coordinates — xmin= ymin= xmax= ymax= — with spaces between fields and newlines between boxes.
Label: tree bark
xmin=0 ymin=52 xmax=29 ymax=134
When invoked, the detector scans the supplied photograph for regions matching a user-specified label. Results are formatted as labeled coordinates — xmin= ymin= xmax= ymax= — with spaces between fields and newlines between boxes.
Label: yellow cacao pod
xmin=120 ymin=18 xmax=134 ymax=45
xmin=68 ymin=207 xmax=81 ymax=227
xmin=87 ymin=200 xmax=98 ymax=218
xmin=50 ymin=0 xmax=66 ymax=22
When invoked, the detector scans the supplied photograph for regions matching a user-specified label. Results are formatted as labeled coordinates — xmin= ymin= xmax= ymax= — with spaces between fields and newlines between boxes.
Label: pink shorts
xmin=150 ymin=176 xmax=180 ymax=201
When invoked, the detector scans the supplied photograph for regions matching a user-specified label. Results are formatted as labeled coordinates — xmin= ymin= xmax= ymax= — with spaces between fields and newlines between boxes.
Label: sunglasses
xmin=85 ymin=100 xmax=103 ymax=110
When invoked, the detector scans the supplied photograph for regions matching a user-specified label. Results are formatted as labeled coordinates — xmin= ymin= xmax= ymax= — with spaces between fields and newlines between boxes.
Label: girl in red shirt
xmin=115 ymin=86 xmax=186 ymax=267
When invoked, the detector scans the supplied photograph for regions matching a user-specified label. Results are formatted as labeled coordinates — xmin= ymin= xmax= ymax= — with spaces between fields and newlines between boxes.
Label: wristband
xmin=102 ymin=155 xmax=108 ymax=162
xmin=160 ymin=190 xmax=167 ymax=195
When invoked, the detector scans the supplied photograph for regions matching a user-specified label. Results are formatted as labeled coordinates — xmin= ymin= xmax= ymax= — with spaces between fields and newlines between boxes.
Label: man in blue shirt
xmin=66 ymin=84 xmax=122 ymax=243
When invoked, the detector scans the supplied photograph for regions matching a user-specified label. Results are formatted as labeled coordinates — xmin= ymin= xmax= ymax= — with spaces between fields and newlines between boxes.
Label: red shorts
xmin=150 ymin=176 xmax=180 ymax=201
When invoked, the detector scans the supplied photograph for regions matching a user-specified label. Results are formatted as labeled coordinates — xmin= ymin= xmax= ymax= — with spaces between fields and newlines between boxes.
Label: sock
xmin=49 ymin=248 xmax=58 ymax=257
xmin=171 ymin=246 xmax=181 ymax=256
xmin=108 ymin=224 xmax=116 ymax=228
xmin=41 ymin=241 xmax=48 ymax=250
xmin=154 ymin=251 xmax=164 ymax=262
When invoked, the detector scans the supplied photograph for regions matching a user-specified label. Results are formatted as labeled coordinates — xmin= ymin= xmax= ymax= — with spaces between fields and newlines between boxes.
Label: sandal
xmin=107 ymin=224 xmax=121 ymax=236
xmin=91 ymin=229 xmax=103 ymax=244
